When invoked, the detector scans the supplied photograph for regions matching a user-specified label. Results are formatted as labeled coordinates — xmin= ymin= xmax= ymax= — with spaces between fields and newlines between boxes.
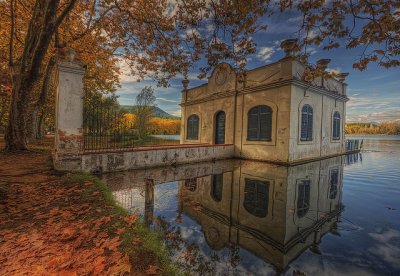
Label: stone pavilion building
xmin=180 ymin=40 xmax=350 ymax=164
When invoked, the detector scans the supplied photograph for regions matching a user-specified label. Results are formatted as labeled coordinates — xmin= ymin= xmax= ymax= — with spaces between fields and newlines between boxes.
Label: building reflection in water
xmin=103 ymin=156 xmax=349 ymax=273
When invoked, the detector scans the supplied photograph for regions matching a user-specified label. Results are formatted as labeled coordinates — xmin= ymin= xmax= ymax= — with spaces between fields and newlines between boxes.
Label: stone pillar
xmin=53 ymin=49 xmax=85 ymax=171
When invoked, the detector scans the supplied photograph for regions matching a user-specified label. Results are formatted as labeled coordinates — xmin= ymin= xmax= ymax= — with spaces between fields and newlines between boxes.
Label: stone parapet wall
xmin=80 ymin=144 xmax=235 ymax=173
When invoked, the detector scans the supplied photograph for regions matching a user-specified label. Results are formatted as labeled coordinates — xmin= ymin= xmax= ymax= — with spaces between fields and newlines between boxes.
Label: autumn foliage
xmin=346 ymin=121 xmax=400 ymax=135
xmin=0 ymin=139 xmax=170 ymax=275
xmin=122 ymin=113 xmax=180 ymax=135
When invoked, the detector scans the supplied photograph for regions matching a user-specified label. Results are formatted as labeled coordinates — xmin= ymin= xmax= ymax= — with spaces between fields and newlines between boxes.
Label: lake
xmin=102 ymin=136 xmax=400 ymax=275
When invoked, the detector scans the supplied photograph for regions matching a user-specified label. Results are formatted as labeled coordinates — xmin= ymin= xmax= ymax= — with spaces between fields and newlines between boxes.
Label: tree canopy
xmin=0 ymin=0 xmax=399 ymax=150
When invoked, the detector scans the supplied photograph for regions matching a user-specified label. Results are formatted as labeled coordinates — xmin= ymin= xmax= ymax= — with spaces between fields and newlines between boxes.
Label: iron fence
xmin=83 ymin=98 xmax=135 ymax=152
xmin=82 ymin=97 xmax=181 ymax=151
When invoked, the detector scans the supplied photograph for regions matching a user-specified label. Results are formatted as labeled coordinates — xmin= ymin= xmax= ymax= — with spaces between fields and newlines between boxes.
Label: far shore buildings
xmin=180 ymin=39 xmax=350 ymax=164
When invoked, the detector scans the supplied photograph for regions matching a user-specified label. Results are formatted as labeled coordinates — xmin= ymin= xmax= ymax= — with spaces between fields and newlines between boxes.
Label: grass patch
xmin=62 ymin=172 xmax=180 ymax=275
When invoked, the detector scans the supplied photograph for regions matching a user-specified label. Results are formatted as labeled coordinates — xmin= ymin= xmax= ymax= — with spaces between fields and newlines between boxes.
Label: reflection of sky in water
xmin=107 ymin=137 xmax=400 ymax=275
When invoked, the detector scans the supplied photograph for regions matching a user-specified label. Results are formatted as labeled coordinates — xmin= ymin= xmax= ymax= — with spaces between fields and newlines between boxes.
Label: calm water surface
xmin=102 ymin=136 xmax=400 ymax=275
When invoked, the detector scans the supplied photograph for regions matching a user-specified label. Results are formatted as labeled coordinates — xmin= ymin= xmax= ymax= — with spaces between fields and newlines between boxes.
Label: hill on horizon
xmin=120 ymin=105 xmax=180 ymax=120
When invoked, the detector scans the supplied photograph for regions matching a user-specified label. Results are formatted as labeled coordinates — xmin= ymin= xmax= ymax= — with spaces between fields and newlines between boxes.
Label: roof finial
xmin=280 ymin=39 xmax=299 ymax=57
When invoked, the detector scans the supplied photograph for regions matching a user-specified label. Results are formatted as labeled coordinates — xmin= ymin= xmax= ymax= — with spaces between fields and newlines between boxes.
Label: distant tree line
xmin=346 ymin=122 xmax=400 ymax=135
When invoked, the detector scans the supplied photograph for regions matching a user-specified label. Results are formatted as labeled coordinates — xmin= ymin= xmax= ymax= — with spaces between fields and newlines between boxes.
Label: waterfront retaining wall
xmin=81 ymin=144 xmax=234 ymax=173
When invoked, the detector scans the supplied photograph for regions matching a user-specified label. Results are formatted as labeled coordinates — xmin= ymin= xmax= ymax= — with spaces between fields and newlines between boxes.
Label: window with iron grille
xmin=333 ymin=111 xmax=341 ymax=140
xmin=300 ymin=104 xmax=313 ymax=141
xmin=211 ymin=174 xmax=223 ymax=202
xmin=244 ymin=178 xmax=269 ymax=217
xmin=187 ymin=115 xmax=199 ymax=140
xmin=297 ymin=179 xmax=310 ymax=218
xmin=329 ymin=168 xmax=339 ymax=199
xmin=247 ymin=105 xmax=272 ymax=141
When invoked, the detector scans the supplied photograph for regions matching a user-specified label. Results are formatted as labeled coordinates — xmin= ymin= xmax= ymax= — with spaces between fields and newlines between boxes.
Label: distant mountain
xmin=120 ymin=105 xmax=180 ymax=119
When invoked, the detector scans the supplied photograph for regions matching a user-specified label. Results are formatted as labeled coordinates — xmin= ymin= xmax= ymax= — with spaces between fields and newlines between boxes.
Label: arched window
xmin=297 ymin=179 xmax=310 ymax=218
xmin=300 ymin=105 xmax=313 ymax=141
xmin=187 ymin=115 xmax=199 ymax=140
xmin=244 ymin=178 xmax=269 ymax=217
xmin=211 ymin=174 xmax=223 ymax=202
xmin=332 ymin=112 xmax=341 ymax=140
xmin=247 ymin=105 xmax=272 ymax=141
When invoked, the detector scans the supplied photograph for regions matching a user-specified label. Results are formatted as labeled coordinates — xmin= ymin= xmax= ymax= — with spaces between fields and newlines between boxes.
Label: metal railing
xmin=345 ymin=139 xmax=363 ymax=153
xmin=83 ymin=99 xmax=135 ymax=152
xmin=82 ymin=96 xmax=181 ymax=152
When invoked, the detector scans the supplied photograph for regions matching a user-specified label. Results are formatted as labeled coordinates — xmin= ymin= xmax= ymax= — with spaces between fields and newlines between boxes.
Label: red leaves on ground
xmin=124 ymin=214 xmax=138 ymax=226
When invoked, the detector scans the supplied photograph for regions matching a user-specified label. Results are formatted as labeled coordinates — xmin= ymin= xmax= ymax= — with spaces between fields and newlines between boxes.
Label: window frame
xmin=328 ymin=168 xmax=339 ymax=199
xmin=211 ymin=174 xmax=224 ymax=202
xmin=246 ymin=105 xmax=273 ymax=142
xmin=243 ymin=178 xmax=269 ymax=218
xmin=186 ymin=114 xmax=200 ymax=140
xmin=300 ymin=104 xmax=313 ymax=142
xmin=332 ymin=111 xmax=341 ymax=140
xmin=297 ymin=179 xmax=311 ymax=218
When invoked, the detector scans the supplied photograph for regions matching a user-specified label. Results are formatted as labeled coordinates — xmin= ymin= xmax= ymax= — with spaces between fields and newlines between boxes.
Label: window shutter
xmin=329 ymin=169 xmax=339 ymax=199
xmin=211 ymin=174 xmax=223 ymax=202
xmin=332 ymin=112 xmax=340 ymax=140
xmin=260 ymin=106 xmax=272 ymax=141
xmin=300 ymin=105 xmax=313 ymax=141
xmin=247 ymin=110 xmax=259 ymax=140
xmin=297 ymin=180 xmax=310 ymax=218
xmin=187 ymin=115 xmax=199 ymax=140
xmin=301 ymin=107 xmax=308 ymax=140
xmin=244 ymin=178 xmax=269 ymax=217
xmin=247 ymin=105 xmax=273 ymax=141
xmin=307 ymin=108 xmax=313 ymax=141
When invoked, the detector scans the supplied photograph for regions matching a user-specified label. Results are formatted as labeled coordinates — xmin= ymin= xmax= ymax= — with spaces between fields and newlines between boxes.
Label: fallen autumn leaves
xmin=0 ymin=138 xmax=172 ymax=275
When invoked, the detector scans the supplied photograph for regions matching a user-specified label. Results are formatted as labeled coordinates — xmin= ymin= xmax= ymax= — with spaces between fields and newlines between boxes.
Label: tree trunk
xmin=5 ymin=73 xmax=36 ymax=150
xmin=4 ymin=0 xmax=77 ymax=151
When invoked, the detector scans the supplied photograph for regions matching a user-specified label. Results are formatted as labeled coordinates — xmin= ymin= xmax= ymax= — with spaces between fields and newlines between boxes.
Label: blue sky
xmin=116 ymin=10 xmax=400 ymax=123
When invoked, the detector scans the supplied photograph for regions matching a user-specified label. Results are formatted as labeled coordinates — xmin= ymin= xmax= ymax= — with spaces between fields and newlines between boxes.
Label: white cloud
xmin=156 ymin=97 xmax=178 ymax=103
xmin=170 ymin=109 xmax=181 ymax=117
xmin=257 ymin=46 xmax=275 ymax=62
xmin=368 ymin=229 xmax=400 ymax=269
xmin=185 ymin=28 xmax=201 ymax=39
xmin=347 ymin=110 xmax=400 ymax=123
xmin=326 ymin=67 xmax=341 ymax=75
xmin=117 ymin=58 xmax=149 ymax=84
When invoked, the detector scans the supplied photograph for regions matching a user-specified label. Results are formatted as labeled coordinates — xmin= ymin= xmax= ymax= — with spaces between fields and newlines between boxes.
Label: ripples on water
xmin=102 ymin=136 xmax=400 ymax=275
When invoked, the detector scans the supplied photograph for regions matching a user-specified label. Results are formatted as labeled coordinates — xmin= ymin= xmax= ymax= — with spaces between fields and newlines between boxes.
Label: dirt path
xmin=0 ymin=138 xmax=165 ymax=275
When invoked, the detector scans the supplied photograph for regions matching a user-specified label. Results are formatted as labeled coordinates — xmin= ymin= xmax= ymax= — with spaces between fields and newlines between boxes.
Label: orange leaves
xmin=110 ymin=254 xmax=131 ymax=275
xmin=0 ymin=153 xmax=132 ymax=275
xmin=124 ymin=214 xmax=138 ymax=226
xmin=145 ymin=265 xmax=161 ymax=275
xmin=115 ymin=227 xmax=125 ymax=235
xmin=180 ymin=251 xmax=194 ymax=262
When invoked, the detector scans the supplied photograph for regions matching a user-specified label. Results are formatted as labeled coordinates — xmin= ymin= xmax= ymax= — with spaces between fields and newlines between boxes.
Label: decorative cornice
xmin=181 ymin=79 xmax=349 ymax=106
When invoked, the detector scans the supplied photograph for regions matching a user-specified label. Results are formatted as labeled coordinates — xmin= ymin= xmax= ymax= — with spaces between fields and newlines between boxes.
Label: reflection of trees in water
xmin=153 ymin=215 xmax=243 ymax=275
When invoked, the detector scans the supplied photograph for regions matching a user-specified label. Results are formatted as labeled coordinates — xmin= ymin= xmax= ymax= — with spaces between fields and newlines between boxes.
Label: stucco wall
xmin=234 ymin=85 xmax=291 ymax=163
xmin=181 ymin=96 xmax=236 ymax=144
xmin=288 ymin=85 xmax=346 ymax=162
